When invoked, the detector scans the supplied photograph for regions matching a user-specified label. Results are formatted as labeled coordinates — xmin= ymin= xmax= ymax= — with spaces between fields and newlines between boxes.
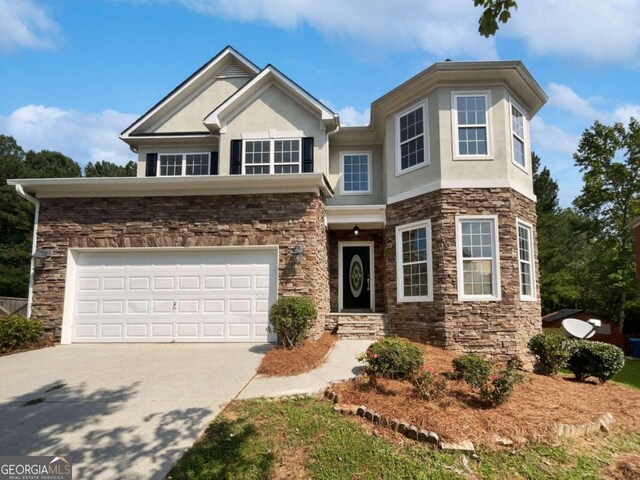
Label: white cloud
xmin=0 ymin=0 xmax=60 ymax=53
xmin=337 ymin=106 xmax=370 ymax=127
xmin=530 ymin=117 xmax=579 ymax=155
xmin=0 ymin=105 xmax=138 ymax=166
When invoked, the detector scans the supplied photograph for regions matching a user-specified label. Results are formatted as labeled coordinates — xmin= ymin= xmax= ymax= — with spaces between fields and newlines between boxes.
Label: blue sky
xmin=1 ymin=0 xmax=640 ymax=205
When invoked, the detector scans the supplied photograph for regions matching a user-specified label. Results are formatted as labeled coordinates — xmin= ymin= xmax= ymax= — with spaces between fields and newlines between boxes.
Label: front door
xmin=341 ymin=245 xmax=371 ymax=311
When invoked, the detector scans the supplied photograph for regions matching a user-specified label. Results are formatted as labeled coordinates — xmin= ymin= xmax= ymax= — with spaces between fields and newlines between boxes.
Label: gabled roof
xmin=203 ymin=64 xmax=338 ymax=132
xmin=542 ymin=309 xmax=583 ymax=324
xmin=120 ymin=46 xmax=260 ymax=138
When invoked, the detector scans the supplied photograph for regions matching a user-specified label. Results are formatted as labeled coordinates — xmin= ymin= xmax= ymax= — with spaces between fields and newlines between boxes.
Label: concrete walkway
xmin=238 ymin=339 xmax=372 ymax=399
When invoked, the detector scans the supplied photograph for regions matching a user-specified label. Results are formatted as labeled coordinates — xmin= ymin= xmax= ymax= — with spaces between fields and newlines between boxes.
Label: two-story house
xmin=10 ymin=46 xmax=547 ymax=358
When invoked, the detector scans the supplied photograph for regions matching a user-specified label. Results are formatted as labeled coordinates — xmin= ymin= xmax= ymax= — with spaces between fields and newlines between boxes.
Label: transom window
xmin=244 ymin=139 xmax=300 ymax=174
xmin=517 ymin=221 xmax=535 ymax=299
xmin=341 ymin=153 xmax=371 ymax=194
xmin=511 ymin=101 xmax=526 ymax=169
xmin=396 ymin=220 xmax=433 ymax=302
xmin=457 ymin=217 xmax=500 ymax=300
xmin=396 ymin=101 xmax=428 ymax=174
xmin=158 ymin=153 xmax=210 ymax=176
xmin=452 ymin=92 xmax=491 ymax=158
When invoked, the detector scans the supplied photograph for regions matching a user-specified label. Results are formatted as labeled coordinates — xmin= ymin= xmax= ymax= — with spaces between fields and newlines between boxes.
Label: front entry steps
xmin=328 ymin=313 xmax=389 ymax=340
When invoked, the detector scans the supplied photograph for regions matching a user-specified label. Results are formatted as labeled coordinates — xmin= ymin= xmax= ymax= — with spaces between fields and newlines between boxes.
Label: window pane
xmin=512 ymin=105 xmax=524 ymax=138
xmin=457 ymin=95 xmax=486 ymax=126
xmin=401 ymin=225 xmax=429 ymax=298
xmin=463 ymin=259 xmax=493 ymax=296
xmin=245 ymin=141 xmax=270 ymax=174
xmin=274 ymin=139 xmax=300 ymax=167
xmin=158 ymin=154 xmax=182 ymax=176
xmin=518 ymin=224 xmax=533 ymax=297
xmin=458 ymin=127 xmax=487 ymax=156
xmin=343 ymin=154 xmax=369 ymax=192
xmin=185 ymin=153 xmax=209 ymax=176
xmin=513 ymin=137 xmax=525 ymax=167
xmin=399 ymin=106 xmax=425 ymax=171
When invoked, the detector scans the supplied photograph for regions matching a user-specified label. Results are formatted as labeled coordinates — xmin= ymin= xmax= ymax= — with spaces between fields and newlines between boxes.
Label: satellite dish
xmin=562 ymin=318 xmax=597 ymax=339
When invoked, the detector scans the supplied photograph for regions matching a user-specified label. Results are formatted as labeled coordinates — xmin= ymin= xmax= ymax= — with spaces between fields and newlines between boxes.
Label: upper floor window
xmin=395 ymin=101 xmax=428 ymax=174
xmin=452 ymin=92 xmax=491 ymax=159
xmin=341 ymin=152 xmax=371 ymax=194
xmin=517 ymin=220 xmax=535 ymax=300
xmin=396 ymin=220 xmax=433 ymax=302
xmin=456 ymin=216 xmax=501 ymax=301
xmin=244 ymin=138 xmax=300 ymax=174
xmin=510 ymin=99 xmax=526 ymax=170
xmin=158 ymin=153 xmax=210 ymax=176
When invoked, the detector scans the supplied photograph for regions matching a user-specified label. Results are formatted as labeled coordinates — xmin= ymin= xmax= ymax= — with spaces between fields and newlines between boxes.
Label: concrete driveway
xmin=0 ymin=344 xmax=267 ymax=479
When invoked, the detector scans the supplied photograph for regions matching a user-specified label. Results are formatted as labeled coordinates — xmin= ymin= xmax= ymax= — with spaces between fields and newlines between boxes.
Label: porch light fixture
xmin=293 ymin=244 xmax=304 ymax=264
xmin=352 ymin=225 xmax=360 ymax=237
xmin=32 ymin=249 xmax=53 ymax=270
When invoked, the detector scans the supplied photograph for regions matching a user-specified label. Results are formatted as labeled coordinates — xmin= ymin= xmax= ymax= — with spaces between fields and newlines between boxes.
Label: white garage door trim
xmin=61 ymin=246 xmax=279 ymax=344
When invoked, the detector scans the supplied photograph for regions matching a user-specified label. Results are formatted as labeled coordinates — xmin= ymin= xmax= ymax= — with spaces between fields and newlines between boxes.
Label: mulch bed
xmin=257 ymin=333 xmax=337 ymax=376
xmin=0 ymin=339 xmax=54 ymax=357
xmin=331 ymin=343 xmax=640 ymax=446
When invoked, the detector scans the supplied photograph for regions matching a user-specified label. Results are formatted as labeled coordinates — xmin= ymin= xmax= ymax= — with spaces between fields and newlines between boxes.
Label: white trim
xmin=509 ymin=96 xmax=528 ymax=173
xmin=516 ymin=218 xmax=536 ymax=301
xmin=241 ymin=129 xmax=304 ymax=140
xmin=242 ymin=138 xmax=301 ymax=175
xmin=395 ymin=219 xmax=433 ymax=302
xmin=325 ymin=205 xmax=386 ymax=229
xmin=386 ymin=180 xmax=537 ymax=204
xmin=395 ymin=99 xmax=430 ymax=176
xmin=157 ymin=152 xmax=211 ymax=177
xmin=338 ymin=241 xmax=375 ymax=312
xmin=451 ymin=90 xmax=493 ymax=161
xmin=455 ymin=215 xmax=501 ymax=301
xmin=340 ymin=151 xmax=372 ymax=195
xmin=60 ymin=245 xmax=280 ymax=345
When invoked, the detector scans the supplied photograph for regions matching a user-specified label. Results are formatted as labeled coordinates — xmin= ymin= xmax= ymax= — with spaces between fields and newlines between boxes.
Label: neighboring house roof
xmin=631 ymin=217 xmax=640 ymax=230
xmin=203 ymin=64 xmax=338 ymax=133
xmin=542 ymin=309 xmax=611 ymax=325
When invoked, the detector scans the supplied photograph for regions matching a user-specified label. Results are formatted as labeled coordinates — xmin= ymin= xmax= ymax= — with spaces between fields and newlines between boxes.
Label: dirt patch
xmin=331 ymin=344 xmax=640 ymax=446
xmin=258 ymin=333 xmax=337 ymax=377
xmin=607 ymin=454 xmax=640 ymax=480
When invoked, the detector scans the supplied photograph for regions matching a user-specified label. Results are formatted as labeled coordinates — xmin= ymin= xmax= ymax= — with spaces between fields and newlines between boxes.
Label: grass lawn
xmin=614 ymin=360 xmax=640 ymax=389
xmin=167 ymin=397 xmax=640 ymax=480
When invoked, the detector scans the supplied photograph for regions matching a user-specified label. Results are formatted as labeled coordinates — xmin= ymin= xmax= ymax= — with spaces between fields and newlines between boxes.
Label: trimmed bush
xmin=566 ymin=340 xmax=625 ymax=383
xmin=268 ymin=296 xmax=317 ymax=348
xmin=528 ymin=333 xmax=572 ymax=376
xmin=358 ymin=337 xmax=424 ymax=379
xmin=479 ymin=356 xmax=525 ymax=406
xmin=452 ymin=354 xmax=492 ymax=389
xmin=0 ymin=315 xmax=44 ymax=353
xmin=412 ymin=367 xmax=447 ymax=401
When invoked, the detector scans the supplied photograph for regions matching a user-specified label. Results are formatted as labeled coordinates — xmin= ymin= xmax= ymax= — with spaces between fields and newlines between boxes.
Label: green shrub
xmin=452 ymin=354 xmax=492 ymax=389
xmin=528 ymin=333 xmax=572 ymax=376
xmin=566 ymin=340 xmax=625 ymax=383
xmin=412 ymin=367 xmax=448 ymax=401
xmin=358 ymin=338 xmax=424 ymax=379
xmin=268 ymin=296 xmax=317 ymax=348
xmin=0 ymin=315 xmax=44 ymax=353
xmin=479 ymin=356 xmax=525 ymax=406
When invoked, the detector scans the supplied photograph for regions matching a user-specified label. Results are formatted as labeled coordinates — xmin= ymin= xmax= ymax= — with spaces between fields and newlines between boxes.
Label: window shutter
xmin=210 ymin=151 xmax=219 ymax=175
xmin=230 ymin=140 xmax=242 ymax=175
xmin=302 ymin=137 xmax=314 ymax=173
xmin=145 ymin=153 xmax=158 ymax=177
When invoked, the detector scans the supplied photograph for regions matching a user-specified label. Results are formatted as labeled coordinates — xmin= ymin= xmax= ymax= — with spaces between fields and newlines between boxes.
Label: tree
xmin=573 ymin=119 xmax=640 ymax=333
xmin=532 ymin=152 xmax=559 ymax=216
xmin=474 ymin=0 xmax=518 ymax=37
xmin=84 ymin=160 xmax=137 ymax=177
xmin=24 ymin=150 xmax=82 ymax=178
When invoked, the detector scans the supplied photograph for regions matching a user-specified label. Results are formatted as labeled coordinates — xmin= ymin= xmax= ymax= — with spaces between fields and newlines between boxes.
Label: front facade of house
xmin=11 ymin=47 xmax=547 ymax=357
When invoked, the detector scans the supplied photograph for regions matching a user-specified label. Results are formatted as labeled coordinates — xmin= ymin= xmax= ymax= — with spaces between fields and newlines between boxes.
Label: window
xmin=396 ymin=101 xmax=428 ymax=174
xmin=396 ymin=220 xmax=433 ymax=302
xmin=517 ymin=220 xmax=535 ymax=299
xmin=510 ymin=100 xmax=526 ymax=169
xmin=244 ymin=139 xmax=300 ymax=174
xmin=341 ymin=153 xmax=371 ymax=194
xmin=456 ymin=216 xmax=500 ymax=300
xmin=158 ymin=153 xmax=211 ymax=176
xmin=452 ymin=92 xmax=491 ymax=158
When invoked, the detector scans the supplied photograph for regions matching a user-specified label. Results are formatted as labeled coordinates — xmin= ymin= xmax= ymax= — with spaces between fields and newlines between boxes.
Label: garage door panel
xmin=70 ymin=249 xmax=277 ymax=343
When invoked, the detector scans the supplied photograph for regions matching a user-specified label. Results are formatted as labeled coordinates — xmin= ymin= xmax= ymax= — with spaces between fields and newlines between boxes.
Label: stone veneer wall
xmin=327 ymin=229 xmax=385 ymax=313
xmin=32 ymin=192 xmax=330 ymax=340
xmin=384 ymin=188 xmax=541 ymax=358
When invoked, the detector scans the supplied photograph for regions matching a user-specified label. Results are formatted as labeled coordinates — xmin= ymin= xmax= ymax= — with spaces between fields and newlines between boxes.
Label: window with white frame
xmin=452 ymin=93 xmax=490 ymax=158
xmin=457 ymin=217 xmax=500 ymax=299
xmin=158 ymin=153 xmax=210 ymax=176
xmin=511 ymin=101 xmax=526 ymax=168
xmin=244 ymin=139 xmax=300 ymax=174
xmin=396 ymin=220 xmax=433 ymax=302
xmin=396 ymin=102 xmax=427 ymax=173
xmin=341 ymin=153 xmax=371 ymax=194
xmin=517 ymin=221 xmax=535 ymax=299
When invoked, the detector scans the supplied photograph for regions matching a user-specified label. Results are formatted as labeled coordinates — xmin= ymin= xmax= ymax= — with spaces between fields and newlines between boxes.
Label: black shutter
xmin=302 ymin=137 xmax=314 ymax=173
xmin=230 ymin=140 xmax=242 ymax=175
xmin=210 ymin=151 xmax=219 ymax=175
xmin=145 ymin=153 xmax=158 ymax=177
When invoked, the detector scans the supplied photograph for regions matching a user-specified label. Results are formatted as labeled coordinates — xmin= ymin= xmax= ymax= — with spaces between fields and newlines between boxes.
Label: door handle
xmin=172 ymin=300 xmax=177 ymax=312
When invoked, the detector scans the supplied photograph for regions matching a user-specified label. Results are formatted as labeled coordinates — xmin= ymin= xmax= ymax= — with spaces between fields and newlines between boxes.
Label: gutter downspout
xmin=14 ymin=184 xmax=39 ymax=318
xmin=326 ymin=114 xmax=340 ymax=175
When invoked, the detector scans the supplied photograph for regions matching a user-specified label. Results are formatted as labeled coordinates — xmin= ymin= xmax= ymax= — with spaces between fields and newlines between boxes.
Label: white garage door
xmin=67 ymin=249 xmax=277 ymax=343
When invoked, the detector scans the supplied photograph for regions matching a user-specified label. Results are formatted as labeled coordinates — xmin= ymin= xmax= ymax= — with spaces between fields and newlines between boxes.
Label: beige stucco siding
xmin=153 ymin=78 xmax=249 ymax=133
xmin=327 ymin=145 xmax=384 ymax=205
